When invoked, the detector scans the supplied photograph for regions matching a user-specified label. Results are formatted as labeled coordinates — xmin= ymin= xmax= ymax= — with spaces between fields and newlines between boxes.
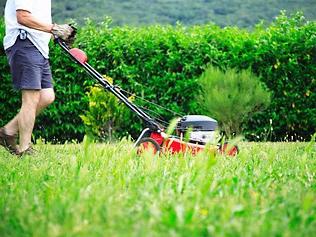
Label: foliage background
xmin=51 ymin=0 xmax=316 ymax=28
xmin=0 ymin=13 xmax=315 ymax=142
xmin=1 ymin=0 xmax=316 ymax=28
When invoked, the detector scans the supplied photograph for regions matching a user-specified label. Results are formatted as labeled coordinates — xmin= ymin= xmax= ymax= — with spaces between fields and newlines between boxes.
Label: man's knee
xmin=39 ymin=88 xmax=55 ymax=107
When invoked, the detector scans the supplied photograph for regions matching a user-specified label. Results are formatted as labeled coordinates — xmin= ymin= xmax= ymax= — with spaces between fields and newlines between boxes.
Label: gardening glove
xmin=51 ymin=24 xmax=77 ymax=46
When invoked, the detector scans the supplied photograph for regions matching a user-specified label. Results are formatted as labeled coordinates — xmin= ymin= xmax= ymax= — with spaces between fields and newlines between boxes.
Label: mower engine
xmin=176 ymin=115 xmax=218 ymax=144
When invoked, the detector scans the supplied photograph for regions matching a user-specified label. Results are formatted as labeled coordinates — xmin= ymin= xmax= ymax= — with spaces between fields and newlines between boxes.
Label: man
xmin=0 ymin=0 xmax=75 ymax=156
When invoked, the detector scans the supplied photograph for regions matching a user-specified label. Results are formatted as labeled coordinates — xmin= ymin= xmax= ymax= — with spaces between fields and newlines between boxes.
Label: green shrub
xmin=198 ymin=66 xmax=271 ymax=136
xmin=0 ymin=18 xmax=20 ymax=127
xmin=246 ymin=12 xmax=316 ymax=141
xmin=80 ymin=84 xmax=131 ymax=141
xmin=0 ymin=12 xmax=315 ymax=142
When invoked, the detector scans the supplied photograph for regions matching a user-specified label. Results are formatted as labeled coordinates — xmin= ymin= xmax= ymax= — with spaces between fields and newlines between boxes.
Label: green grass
xmin=0 ymin=140 xmax=315 ymax=237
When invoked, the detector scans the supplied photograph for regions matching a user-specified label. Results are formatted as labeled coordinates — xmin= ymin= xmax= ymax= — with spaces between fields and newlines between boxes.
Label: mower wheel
xmin=136 ymin=137 xmax=161 ymax=155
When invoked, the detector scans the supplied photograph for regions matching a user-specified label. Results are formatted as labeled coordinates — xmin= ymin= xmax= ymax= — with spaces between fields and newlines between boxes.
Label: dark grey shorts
xmin=5 ymin=37 xmax=53 ymax=90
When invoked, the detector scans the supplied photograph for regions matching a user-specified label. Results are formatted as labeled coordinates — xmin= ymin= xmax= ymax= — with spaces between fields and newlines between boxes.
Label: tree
xmin=198 ymin=66 xmax=271 ymax=136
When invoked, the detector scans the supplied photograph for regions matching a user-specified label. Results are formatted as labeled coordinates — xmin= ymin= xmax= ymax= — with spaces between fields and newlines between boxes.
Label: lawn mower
xmin=55 ymin=37 xmax=239 ymax=157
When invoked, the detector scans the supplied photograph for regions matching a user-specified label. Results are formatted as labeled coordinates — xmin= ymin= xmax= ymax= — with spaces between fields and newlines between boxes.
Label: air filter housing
xmin=177 ymin=115 xmax=218 ymax=144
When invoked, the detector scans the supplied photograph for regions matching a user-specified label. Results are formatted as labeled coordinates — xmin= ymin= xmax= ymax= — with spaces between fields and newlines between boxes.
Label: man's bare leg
xmin=36 ymin=88 xmax=55 ymax=115
xmin=18 ymin=90 xmax=41 ymax=152
xmin=4 ymin=88 xmax=55 ymax=136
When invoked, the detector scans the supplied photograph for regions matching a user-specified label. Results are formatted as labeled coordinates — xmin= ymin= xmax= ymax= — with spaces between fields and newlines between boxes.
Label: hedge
xmin=0 ymin=12 xmax=315 ymax=142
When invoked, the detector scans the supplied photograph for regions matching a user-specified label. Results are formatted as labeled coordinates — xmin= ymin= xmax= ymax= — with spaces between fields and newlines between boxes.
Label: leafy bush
xmin=0 ymin=12 xmax=315 ymax=142
xmin=198 ymin=66 xmax=271 ymax=136
xmin=0 ymin=18 xmax=20 ymax=126
xmin=246 ymin=12 xmax=316 ymax=141
xmin=80 ymin=84 xmax=131 ymax=141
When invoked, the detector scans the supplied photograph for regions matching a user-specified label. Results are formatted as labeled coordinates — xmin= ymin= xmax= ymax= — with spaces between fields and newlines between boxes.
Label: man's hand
xmin=51 ymin=24 xmax=77 ymax=46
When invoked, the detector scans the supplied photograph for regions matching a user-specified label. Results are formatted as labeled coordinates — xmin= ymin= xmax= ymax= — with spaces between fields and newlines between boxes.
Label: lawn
xmin=0 ymin=140 xmax=315 ymax=237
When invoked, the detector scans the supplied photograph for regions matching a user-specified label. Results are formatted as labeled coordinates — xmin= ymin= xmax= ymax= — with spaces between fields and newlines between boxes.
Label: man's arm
xmin=16 ymin=10 xmax=53 ymax=33
xmin=16 ymin=9 xmax=75 ymax=44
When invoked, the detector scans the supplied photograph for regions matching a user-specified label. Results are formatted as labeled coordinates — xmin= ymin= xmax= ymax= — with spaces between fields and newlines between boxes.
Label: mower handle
xmin=54 ymin=36 xmax=163 ymax=132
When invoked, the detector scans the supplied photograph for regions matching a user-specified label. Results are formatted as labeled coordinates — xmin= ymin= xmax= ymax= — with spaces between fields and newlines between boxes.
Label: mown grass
xmin=0 ymin=140 xmax=315 ymax=237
